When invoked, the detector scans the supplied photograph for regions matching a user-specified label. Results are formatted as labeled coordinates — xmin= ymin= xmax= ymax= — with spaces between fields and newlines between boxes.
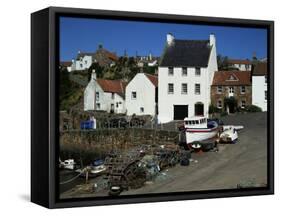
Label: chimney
xmin=209 ymin=34 xmax=216 ymax=47
xmin=167 ymin=33 xmax=175 ymax=46
xmin=91 ymin=69 xmax=97 ymax=81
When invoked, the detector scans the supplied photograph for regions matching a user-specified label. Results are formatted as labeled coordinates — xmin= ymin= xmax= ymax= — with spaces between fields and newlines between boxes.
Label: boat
xmin=60 ymin=159 xmax=76 ymax=170
xmin=75 ymin=159 xmax=106 ymax=178
xmin=184 ymin=116 xmax=220 ymax=147
xmin=220 ymin=126 xmax=238 ymax=143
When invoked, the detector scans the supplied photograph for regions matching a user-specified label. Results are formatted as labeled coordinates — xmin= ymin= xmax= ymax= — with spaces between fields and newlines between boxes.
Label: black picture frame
xmin=31 ymin=6 xmax=274 ymax=208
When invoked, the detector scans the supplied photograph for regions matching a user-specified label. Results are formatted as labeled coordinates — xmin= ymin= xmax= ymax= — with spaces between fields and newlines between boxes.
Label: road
xmin=122 ymin=112 xmax=268 ymax=195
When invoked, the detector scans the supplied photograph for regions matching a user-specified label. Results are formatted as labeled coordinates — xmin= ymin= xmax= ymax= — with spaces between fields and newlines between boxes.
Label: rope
xmin=59 ymin=168 xmax=86 ymax=185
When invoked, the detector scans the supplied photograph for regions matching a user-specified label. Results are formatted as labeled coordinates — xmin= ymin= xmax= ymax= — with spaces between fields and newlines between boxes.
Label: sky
xmin=60 ymin=17 xmax=267 ymax=62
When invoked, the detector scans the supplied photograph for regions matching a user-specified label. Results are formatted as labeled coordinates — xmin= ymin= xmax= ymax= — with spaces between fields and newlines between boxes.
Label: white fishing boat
xmin=184 ymin=116 xmax=220 ymax=145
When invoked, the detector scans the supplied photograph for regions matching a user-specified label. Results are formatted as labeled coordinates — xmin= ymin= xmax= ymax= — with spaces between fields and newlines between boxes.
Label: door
xmin=110 ymin=104 xmax=114 ymax=113
xmin=195 ymin=103 xmax=204 ymax=116
xmin=173 ymin=105 xmax=188 ymax=120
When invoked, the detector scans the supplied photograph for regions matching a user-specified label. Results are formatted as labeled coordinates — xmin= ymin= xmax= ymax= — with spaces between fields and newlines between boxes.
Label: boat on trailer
xmin=184 ymin=116 xmax=220 ymax=147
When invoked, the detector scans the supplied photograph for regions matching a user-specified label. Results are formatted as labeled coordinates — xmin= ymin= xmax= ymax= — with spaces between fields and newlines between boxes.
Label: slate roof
xmin=212 ymin=71 xmax=251 ymax=86
xmin=160 ymin=40 xmax=211 ymax=67
xmin=144 ymin=73 xmax=158 ymax=87
xmin=252 ymin=62 xmax=267 ymax=76
xmin=97 ymin=79 xmax=127 ymax=98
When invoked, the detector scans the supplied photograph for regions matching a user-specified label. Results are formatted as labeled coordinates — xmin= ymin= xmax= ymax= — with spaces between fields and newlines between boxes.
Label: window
xmin=96 ymin=92 xmax=99 ymax=101
xmin=241 ymin=86 xmax=246 ymax=94
xmin=182 ymin=67 xmax=187 ymax=76
xmin=229 ymin=87 xmax=234 ymax=93
xmin=85 ymin=60 xmax=87 ymax=64
xmin=195 ymin=84 xmax=200 ymax=95
xmin=140 ymin=107 xmax=144 ymax=113
xmin=195 ymin=67 xmax=201 ymax=76
xmin=168 ymin=83 xmax=174 ymax=94
xmin=168 ymin=67 xmax=174 ymax=76
xmin=131 ymin=91 xmax=137 ymax=99
xmin=265 ymin=90 xmax=267 ymax=100
xmin=217 ymin=86 xmax=222 ymax=94
xmin=96 ymin=103 xmax=100 ymax=109
xmin=111 ymin=93 xmax=115 ymax=99
xmin=217 ymin=100 xmax=222 ymax=109
xmin=80 ymin=63 xmax=83 ymax=68
xmin=241 ymin=100 xmax=246 ymax=109
xmin=116 ymin=102 xmax=119 ymax=108
xmin=181 ymin=83 xmax=188 ymax=94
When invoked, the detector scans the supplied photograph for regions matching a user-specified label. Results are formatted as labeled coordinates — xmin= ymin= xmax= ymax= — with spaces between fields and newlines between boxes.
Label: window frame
xmin=131 ymin=91 xmax=137 ymax=99
xmin=195 ymin=83 xmax=201 ymax=95
xmin=168 ymin=83 xmax=174 ymax=94
xmin=195 ymin=67 xmax=201 ymax=76
xmin=181 ymin=83 xmax=188 ymax=94
xmin=168 ymin=67 xmax=174 ymax=76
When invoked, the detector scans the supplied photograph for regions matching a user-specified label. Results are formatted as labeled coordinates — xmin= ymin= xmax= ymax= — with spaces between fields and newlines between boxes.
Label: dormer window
xmin=168 ymin=67 xmax=174 ymax=76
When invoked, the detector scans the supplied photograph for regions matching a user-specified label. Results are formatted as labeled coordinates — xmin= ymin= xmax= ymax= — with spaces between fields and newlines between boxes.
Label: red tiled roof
xmin=227 ymin=59 xmax=251 ymax=65
xmin=144 ymin=73 xmax=158 ymax=87
xmin=105 ymin=51 xmax=118 ymax=62
xmin=60 ymin=61 xmax=72 ymax=67
xmin=97 ymin=79 xmax=127 ymax=94
xmin=252 ymin=62 xmax=267 ymax=76
xmin=212 ymin=71 xmax=251 ymax=86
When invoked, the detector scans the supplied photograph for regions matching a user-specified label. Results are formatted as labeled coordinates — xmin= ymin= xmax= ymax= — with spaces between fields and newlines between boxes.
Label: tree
xmin=87 ymin=62 xmax=104 ymax=81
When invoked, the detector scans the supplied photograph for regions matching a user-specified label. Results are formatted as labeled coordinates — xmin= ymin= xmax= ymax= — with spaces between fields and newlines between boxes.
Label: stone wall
xmin=211 ymin=85 xmax=252 ymax=109
xmin=60 ymin=128 xmax=178 ymax=163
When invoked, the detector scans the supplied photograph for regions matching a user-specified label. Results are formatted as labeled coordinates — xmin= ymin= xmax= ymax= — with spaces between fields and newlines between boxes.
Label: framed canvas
xmin=31 ymin=6 xmax=274 ymax=208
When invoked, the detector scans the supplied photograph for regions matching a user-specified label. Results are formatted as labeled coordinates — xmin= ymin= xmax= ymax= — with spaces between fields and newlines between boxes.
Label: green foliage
xmin=209 ymin=104 xmax=221 ymax=114
xmin=88 ymin=62 xmax=104 ymax=81
xmin=59 ymin=68 xmax=83 ymax=110
xmin=245 ymin=105 xmax=262 ymax=112
xmin=217 ymin=54 xmax=229 ymax=70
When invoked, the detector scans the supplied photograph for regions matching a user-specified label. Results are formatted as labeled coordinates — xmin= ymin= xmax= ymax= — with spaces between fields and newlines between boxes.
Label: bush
xmin=209 ymin=104 xmax=221 ymax=114
xmin=245 ymin=105 xmax=262 ymax=112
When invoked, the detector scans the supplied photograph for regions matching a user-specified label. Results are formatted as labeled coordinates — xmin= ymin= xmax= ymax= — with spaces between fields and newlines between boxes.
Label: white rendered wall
xmin=233 ymin=63 xmax=252 ymax=71
xmin=84 ymin=79 xmax=125 ymax=113
xmin=125 ymin=73 xmax=156 ymax=116
xmin=158 ymin=67 xmax=209 ymax=123
xmin=84 ymin=79 xmax=96 ymax=111
xmin=158 ymin=37 xmax=218 ymax=123
xmin=75 ymin=55 xmax=93 ymax=71
xmin=252 ymin=76 xmax=267 ymax=111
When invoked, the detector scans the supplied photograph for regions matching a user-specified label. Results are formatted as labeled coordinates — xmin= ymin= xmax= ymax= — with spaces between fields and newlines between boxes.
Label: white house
xmin=227 ymin=59 xmax=252 ymax=71
xmin=252 ymin=62 xmax=267 ymax=111
xmin=157 ymin=33 xmax=218 ymax=123
xmin=125 ymin=73 xmax=158 ymax=116
xmin=71 ymin=45 xmax=118 ymax=71
xmin=84 ymin=71 xmax=127 ymax=113
xmin=71 ymin=52 xmax=95 ymax=71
